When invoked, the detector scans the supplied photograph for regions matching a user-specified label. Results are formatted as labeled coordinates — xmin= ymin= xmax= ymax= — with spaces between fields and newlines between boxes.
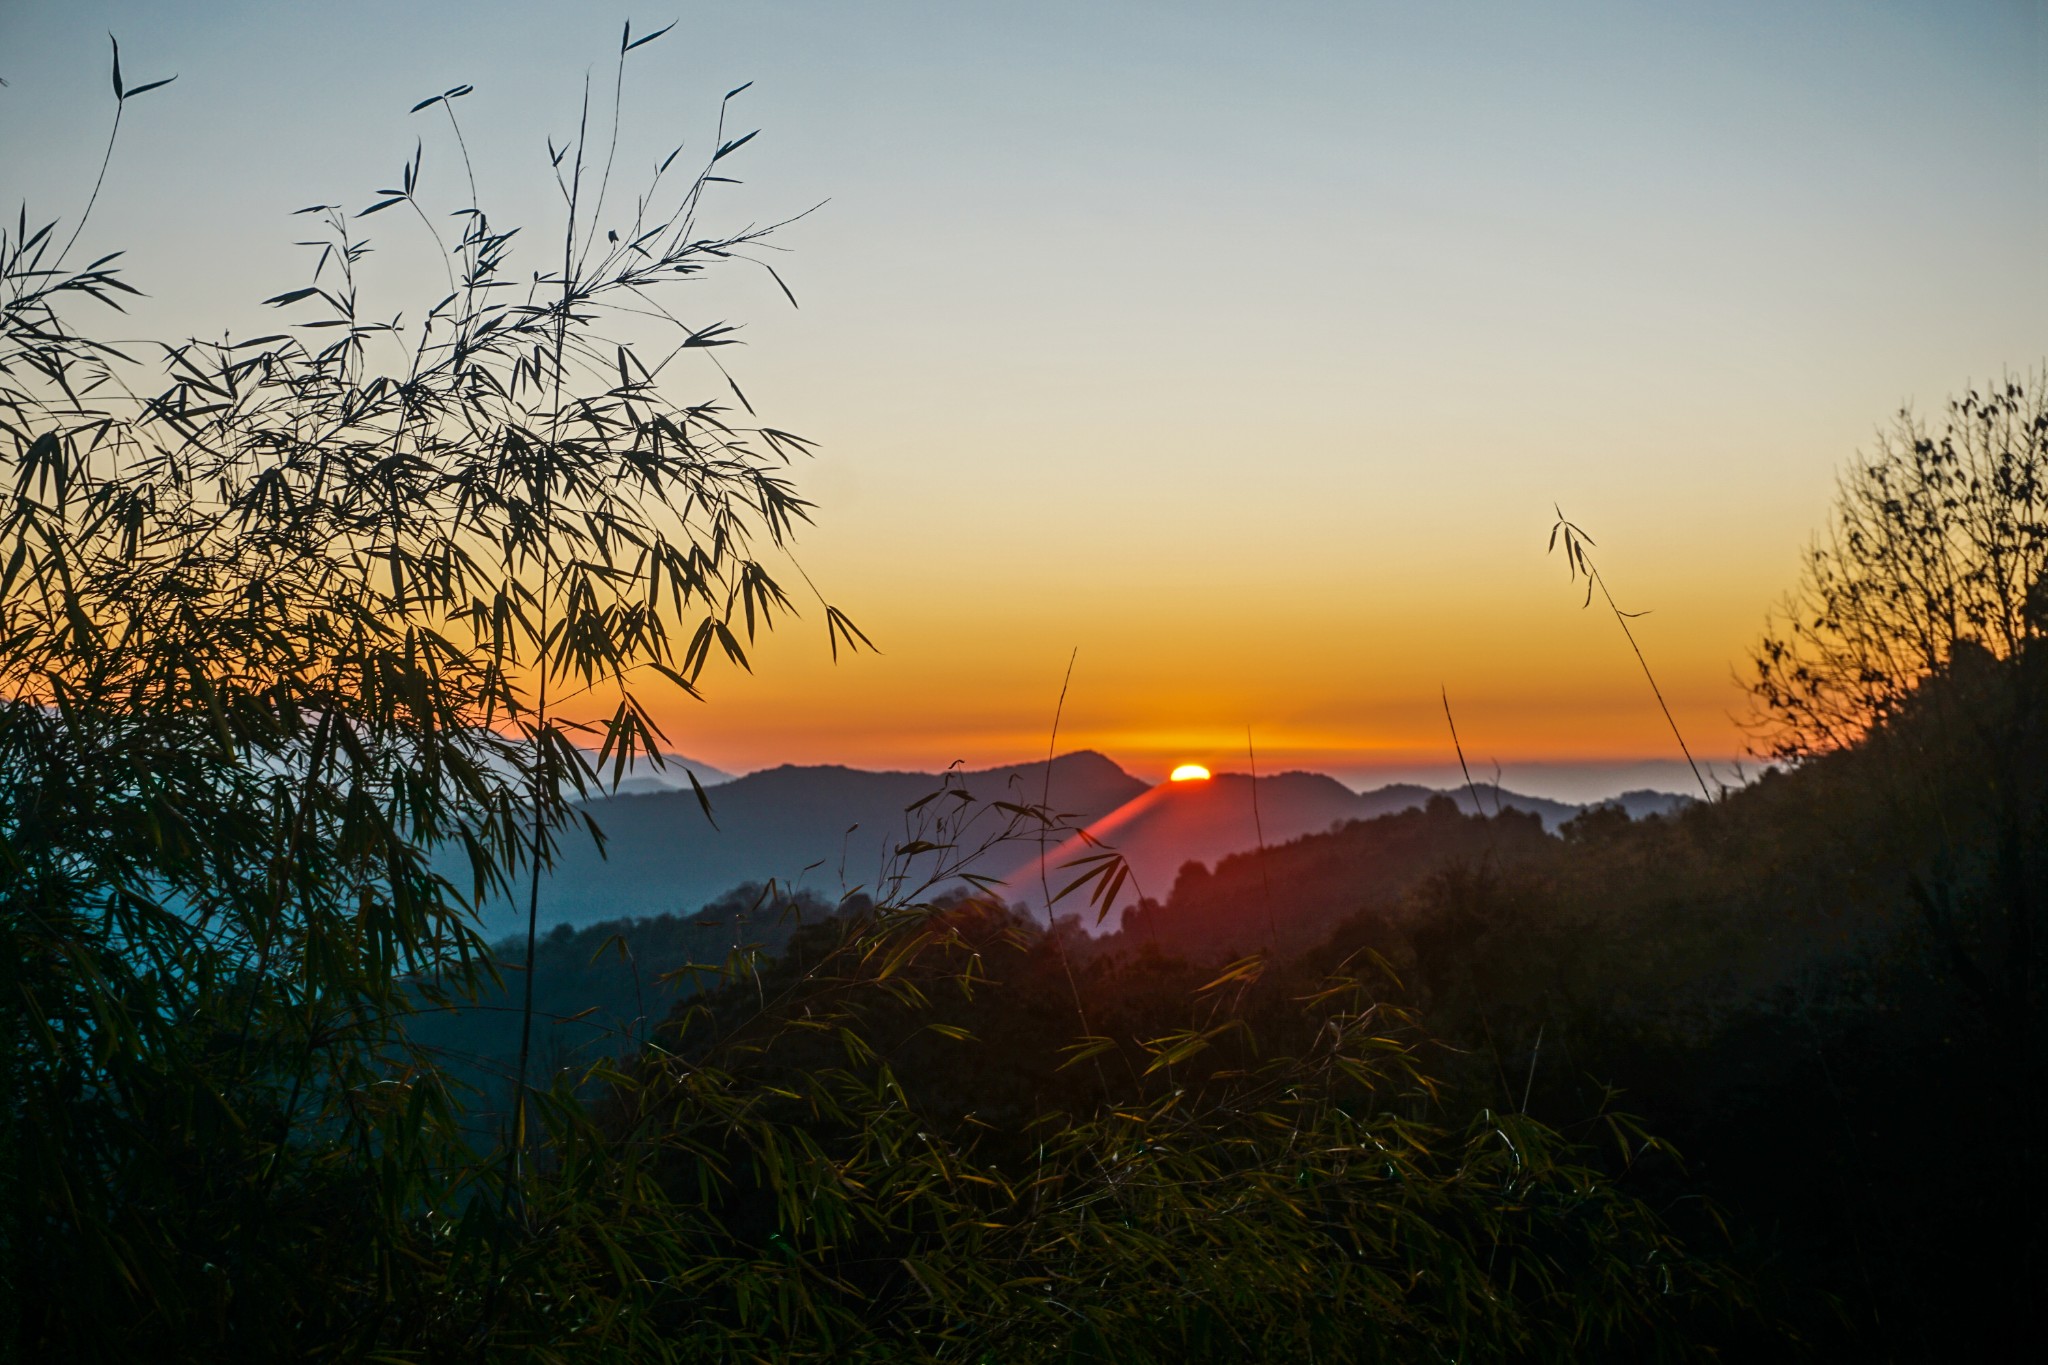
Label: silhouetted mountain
xmin=1415 ymin=781 xmax=1624 ymax=829
xmin=603 ymin=752 xmax=737 ymax=793
xmin=1023 ymin=772 xmax=1677 ymax=927
xmin=476 ymin=750 xmax=1147 ymax=937
xmin=472 ymin=741 xmax=737 ymax=798
xmin=1106 ymin=796 xmax=1556 ymax=959
xmin=1028 ymin=771 xmax=1397 ymax=921
xmin=475 ymin=751 xmax=1692 ymax=937
xmin=1608 ymin=787 xmax=1693 ymax=819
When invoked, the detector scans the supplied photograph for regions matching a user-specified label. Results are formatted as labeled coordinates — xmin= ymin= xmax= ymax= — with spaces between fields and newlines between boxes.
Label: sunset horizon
xmin=9 ymin=2 xmax=2038 ymax=809
xmin=654 ymin=742 xmax=1742 ymax=805
xmin=7 ymin=1 xmax=2040 ymax=1357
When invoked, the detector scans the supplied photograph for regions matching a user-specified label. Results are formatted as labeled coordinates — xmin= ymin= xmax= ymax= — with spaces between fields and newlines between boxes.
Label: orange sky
xmin=613 ymin=506 xmax=1776 ymax=783
xmin=10 ymin=2 xmax=2042 ymax=792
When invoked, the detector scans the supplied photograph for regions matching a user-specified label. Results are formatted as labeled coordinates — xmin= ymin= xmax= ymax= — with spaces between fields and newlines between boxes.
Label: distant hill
xmin=438 ymin=762 xmax=1696 ymax=1109
xmin=425 ymin=794 xmax=1583 ymax=1114
xmin=1019 ymin=772 xmax=1685 ymax=927
xmin=1107 ymin=797 xmax=1556 ymax=960
xmin=1609 ymin=787 xmax=1695 ymax=820
xmin=580 ymin=750 xmax=737 ymax=794
xmin=473 ymin=750 xmax=1148 ymax=937
xmin=473 ymin=751 xmax=1691 ymax=938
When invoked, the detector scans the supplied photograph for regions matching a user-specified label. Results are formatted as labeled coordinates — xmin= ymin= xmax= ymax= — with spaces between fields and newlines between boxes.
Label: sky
xmin=5 ymin=1 xmax=2043 ymax=796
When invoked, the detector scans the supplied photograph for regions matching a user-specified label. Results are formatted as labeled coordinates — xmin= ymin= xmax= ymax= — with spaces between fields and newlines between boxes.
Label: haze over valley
xmin=488 ymin=750 xmax=1693 ymax=936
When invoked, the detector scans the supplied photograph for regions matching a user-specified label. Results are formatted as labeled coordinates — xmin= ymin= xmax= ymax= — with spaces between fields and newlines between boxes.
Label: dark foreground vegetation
xmin=5 ymin=29 xmax=2043 ymax=1364
xmin=431 ymin=621 xmax=2046 ymax=1361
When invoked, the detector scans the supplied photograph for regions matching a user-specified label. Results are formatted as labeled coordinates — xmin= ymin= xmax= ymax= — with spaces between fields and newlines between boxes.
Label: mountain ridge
xmin=474 ymin=751 xmax=1691 ymax=937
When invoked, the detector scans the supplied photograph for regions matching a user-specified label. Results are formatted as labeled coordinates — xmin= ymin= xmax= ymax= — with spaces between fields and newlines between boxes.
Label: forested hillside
xmin=607 ymin=618 xmax=2040 ymax=1359
xmin=415 ymin=612 xmax=2041 ymax=1357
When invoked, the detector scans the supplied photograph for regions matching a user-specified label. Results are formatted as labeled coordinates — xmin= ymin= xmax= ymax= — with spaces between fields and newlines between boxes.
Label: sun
xmin=1169 ymin=764 xmax=1212 ymax=782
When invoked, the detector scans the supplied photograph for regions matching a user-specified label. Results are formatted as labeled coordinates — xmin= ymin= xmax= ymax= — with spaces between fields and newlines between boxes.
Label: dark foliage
xmin=596 ymin=892 xmax=1728 ymax=1362
xmin=1370 ymin=629 xmax=2048 ymax=1359
xmin=404 ymin=882 xmax=860 ymax=1126
xmin=1114 ymin=793 xmax=1556 ymax=960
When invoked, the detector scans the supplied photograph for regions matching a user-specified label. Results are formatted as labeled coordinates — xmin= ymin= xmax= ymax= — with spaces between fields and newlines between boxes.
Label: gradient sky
xmin=5 ymin=1 xmax=2043 ymax=793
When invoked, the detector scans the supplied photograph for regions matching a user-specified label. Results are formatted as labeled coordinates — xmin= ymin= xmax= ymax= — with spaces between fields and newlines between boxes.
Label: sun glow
xmin=1169 ymin=764 xmax=1212 ymax=782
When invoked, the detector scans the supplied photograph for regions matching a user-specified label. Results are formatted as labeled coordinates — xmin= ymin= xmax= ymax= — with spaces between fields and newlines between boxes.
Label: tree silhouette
xmin=1 ymin=26 xmax=862 ymax=1352
xmin=1750 ymin=375 xmax=2048 ymax=759
xmin=1749 ymin=375 xmax=2048 ymax=1294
